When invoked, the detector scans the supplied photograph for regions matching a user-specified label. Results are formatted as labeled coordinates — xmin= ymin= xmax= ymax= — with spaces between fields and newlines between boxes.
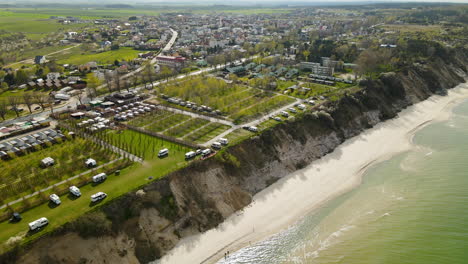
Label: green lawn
xmin=165 ymin=118 xmax=210 ymax=138
xmin=0 ymin=130 xmax=195 ymax=251
xmin=56 ymin=47 xmax=142 ymax=65
xmin=184 ymin=122 xmax=231 ymax=143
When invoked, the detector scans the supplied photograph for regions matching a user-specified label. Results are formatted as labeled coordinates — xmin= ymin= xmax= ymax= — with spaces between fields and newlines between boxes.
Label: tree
xmin=355 ymin=49 xmax=391 ymax=80
xmin=0 ymin=100 xmax=7 ymax=120
xmin=87 ymin=74 xmax=101 ymax=100
xmin=14 ymin=70 xmax=29 ymax=84
xmin=8 ymin=96 xmax=21 ymax=117
xmin=33 ymin=94 xmax=48 ymax=111
xmin=104 ymin=71 xmax=114 ymax=93
xmin=75 ymin=90 xmax=85 ymax=105
xmin=22 ymin=92 xmax=34 ymax=114
xmin=143 ymin=63 xmax=155 ymax=89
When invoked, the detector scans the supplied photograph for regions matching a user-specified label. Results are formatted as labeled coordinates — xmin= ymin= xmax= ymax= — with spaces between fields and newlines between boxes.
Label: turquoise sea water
xmin=218 ymin=98 xmax=468 ymax=264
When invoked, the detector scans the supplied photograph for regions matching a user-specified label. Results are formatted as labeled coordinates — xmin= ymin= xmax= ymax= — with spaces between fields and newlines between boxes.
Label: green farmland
xmin=56 ymin=47 xmax=142 ymax=65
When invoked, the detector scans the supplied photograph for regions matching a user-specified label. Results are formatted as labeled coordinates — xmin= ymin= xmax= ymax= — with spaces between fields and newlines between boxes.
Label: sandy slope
xmin=157 ymin=83 xmax=468 ymax=264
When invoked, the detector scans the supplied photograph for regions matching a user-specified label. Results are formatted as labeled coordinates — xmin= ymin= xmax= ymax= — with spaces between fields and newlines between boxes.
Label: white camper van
xmin=158 ymin=148 xmax=169 ymax=157
xmin=219 ymin=138 xmax=229 ymax=145
xmin=29 ymin=217 xmax=48 ymax=231
xmin=92 ymin=173 xmax=107 ymax=183
xmin=91 ymin=192 xmax=107 ymax=202
xmin=69 ymin=186 xmax=81 ymax=197
xmin=201 ymin=148 xmax=211 ymax=157
xmin=185 ymin=151 xmax=196 ymax=160
xmin=211 ymin=142 xmax=222 ymax=149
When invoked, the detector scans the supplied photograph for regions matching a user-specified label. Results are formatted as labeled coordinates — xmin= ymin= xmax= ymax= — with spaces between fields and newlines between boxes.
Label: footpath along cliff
xmin=1 ymin=49 xmax=467 ymax=264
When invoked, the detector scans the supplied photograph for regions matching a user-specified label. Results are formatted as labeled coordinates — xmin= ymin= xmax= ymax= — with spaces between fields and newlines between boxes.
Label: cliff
xmin=1 ymin=50 xmax=467 ymax=264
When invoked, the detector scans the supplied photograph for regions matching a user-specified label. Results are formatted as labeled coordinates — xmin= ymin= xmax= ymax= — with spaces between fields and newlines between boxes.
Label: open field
xmin=229 ymin=94 xmax=295 ymax=124
xmin=0 ymin=10 xmax=91 ymax=39
xmin=0 ymin=137 xmax=117 ymax=204
xmin=105 ymin=129 xmax=192 ymax=160
xmin=184 ymin=122 xmax=231 ymax=143
xmin=56 ymin=47 xmax=142 ymax=65
xmin=1 ymin=7 xmax=293 ymax=20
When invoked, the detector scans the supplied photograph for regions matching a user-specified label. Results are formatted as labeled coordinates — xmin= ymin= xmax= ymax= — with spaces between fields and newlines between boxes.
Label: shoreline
xmin=159 ymin=83 xmax=468 ymax=264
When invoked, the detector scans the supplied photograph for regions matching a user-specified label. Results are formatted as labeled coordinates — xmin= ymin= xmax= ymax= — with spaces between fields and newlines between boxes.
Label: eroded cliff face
xmin=3 ymin=51 xmax=467 ymax=264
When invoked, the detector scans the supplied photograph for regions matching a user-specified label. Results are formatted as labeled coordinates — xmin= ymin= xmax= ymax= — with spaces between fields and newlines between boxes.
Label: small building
xmin=34 ymin=55 xmax=46 ymax=65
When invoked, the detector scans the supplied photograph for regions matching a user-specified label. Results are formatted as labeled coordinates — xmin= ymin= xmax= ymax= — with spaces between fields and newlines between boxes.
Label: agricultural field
xmin=0 ymin=136 xmax=118 ymax=204
xmin=56 ymin=47 xmax=142 ymax=66
xmin=0 ymin=10 xmax=91 ymax=39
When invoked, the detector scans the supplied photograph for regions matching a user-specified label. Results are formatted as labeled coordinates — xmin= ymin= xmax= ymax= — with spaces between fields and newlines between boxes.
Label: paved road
xmin=0 ymin=157 xmax=122 ymax=210
xmin=121 ymin=28 xmax=177 ymax=81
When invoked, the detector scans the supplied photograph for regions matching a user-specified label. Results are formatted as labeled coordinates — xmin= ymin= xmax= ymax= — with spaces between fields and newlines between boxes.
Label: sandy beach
xmin=157 ymin=82 xmax=468 ymax=264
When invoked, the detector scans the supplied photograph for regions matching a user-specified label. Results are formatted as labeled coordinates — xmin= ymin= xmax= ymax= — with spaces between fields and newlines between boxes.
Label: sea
xmin=217 ymin=89 xmax=468 ymax=264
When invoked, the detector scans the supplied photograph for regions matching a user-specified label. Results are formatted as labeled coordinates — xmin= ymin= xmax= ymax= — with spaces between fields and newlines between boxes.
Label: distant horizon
xmin=0 ymin=0 xmax=467 ymax=6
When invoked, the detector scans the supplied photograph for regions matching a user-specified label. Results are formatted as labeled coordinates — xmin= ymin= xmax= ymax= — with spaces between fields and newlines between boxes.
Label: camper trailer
xmin=85 ymin=158 xmax=97 ymax=168
xmin=219 ymin=138 xmax=229 ymax=145
xmin=69 ymin=186 xmax=81 ymax=197
xmin=92 ymin=173 xmax=107 ymax=183
xmin=158 ymin=148 xmax=169 ymax=157
xmin=185 ymin=151 xmax=196 ymax=160
xmin=201 ymin=148 xmax=211 ymax=157
xmin=91 ymin=192 xmax=107 ymax=202
xmin=49 ymin=194 xmax=61 ymax=205
xmin=29 ymin=217 xmax=48 ymax=231
xmin=211 ymin=142 xmax=222 ymax=149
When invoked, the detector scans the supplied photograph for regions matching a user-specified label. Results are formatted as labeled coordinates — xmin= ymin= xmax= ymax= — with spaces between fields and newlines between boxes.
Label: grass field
xmin=56 ymin=47 xmax=142 ymax=65
xmin=0 ymin=10 xmax=90 ymax=39
xmin=0 ymin=137 xmax=116 ymax=204
xmin=229 ymin=94 xmax=295 ymax=124
xmin=184 ymin=122 xmax=231 ymax=143
xmin=105 ymin=129 xmax=191 ymax=160
xmin=165 ymin=118 xmax=210 ymax=138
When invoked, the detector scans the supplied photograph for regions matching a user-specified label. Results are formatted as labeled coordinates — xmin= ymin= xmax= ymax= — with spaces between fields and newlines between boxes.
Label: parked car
xmin=248 ymin=126 xmax=258 ymax=132
xmin=9 ymin=212 xmax=22 ymax=223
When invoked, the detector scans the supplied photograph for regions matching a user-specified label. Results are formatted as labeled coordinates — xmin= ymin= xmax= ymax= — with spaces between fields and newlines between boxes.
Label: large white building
xmin=156 ymin=55 xmax=186 ymax=68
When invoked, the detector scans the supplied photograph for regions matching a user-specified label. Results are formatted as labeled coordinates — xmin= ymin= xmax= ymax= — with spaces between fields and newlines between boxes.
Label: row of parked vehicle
xmin=28 ymin=172 xmax=110 ymax=232
xmin=161 ymin=94 xmax=222 ymax=115
xmin=114 ymin=102 xmax=156 ymax=121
